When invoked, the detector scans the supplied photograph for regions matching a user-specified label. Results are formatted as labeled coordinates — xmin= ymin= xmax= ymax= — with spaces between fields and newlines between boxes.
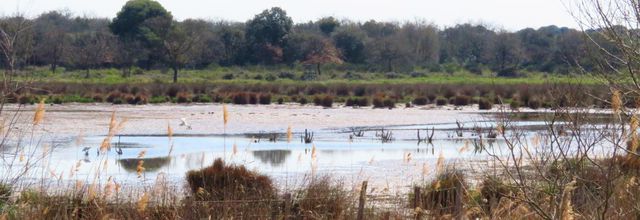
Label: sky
xmin=1 ymin=0 xmax=579 ymax=30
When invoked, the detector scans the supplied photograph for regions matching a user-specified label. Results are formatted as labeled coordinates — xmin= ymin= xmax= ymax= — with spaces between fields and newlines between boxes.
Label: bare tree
xmin=69 ymin=31 xmax=114 ymax=78
xmin=163 ymin=21 xmax=201 ymax=83
xmin=0 ymin=14 xmax=33 ymax=112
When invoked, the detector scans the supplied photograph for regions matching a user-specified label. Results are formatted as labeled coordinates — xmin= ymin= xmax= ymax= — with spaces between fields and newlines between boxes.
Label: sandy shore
xmin=4 ymin=103 xmax=489 ymax=138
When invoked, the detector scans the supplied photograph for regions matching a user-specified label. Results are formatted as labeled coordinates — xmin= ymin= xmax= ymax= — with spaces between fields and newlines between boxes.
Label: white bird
xmin=180 ymin=118 xmax=192 ymax=130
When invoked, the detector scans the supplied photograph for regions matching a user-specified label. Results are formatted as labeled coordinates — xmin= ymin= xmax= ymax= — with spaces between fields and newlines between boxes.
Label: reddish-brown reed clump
xmin=185 ymin=158 xmax=275 ymax=201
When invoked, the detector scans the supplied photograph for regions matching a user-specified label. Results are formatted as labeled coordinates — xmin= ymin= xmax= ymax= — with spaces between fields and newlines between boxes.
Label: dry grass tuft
xmin=32 ymin=99 xmax=46 ymax=125
xmin=415 ymin=168 xmax=467 ymax=216
xmin=612 ymin=89 xmax=622 ymax=114
xmin=294 ymin=176 xmax=354 ymax=219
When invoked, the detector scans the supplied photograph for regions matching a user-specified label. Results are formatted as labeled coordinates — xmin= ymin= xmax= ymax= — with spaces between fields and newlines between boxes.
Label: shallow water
xmin=0 ymin=112 xmax=612 ymax=192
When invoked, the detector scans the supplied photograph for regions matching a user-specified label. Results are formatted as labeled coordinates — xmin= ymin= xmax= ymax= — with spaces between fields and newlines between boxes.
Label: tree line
xmin=0 ymin=0 xmax=610 ymax=82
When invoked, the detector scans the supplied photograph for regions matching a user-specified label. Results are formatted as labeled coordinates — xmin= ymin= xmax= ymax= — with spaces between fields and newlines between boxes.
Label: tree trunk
xmin=316 ymin=63 xmax=321 ymax=75
xmin=85 ymin=69 xmax=90 ymax=79
xmin=173 ymin=66 xmax=178 ymax=83
xmin=50 ymin=59 xmax=58 ymax=73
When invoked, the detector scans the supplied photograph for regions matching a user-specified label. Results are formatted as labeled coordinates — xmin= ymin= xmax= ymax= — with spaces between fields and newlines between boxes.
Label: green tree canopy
xmin=246 ymin=7 xmax=292 ymax=47
xmin=318 ymin=17 xmax=340 ymax=36
xmin=109 ymin=0 xmax=172 ymax=44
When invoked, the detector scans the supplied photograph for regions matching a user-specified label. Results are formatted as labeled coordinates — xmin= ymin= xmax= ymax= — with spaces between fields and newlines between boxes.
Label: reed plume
xmin=560 ymin=179 xmax=577 ymax=220
xmin=404 ymin=153 xmax=412 ymax=163
xmin=223 ymin=104 xmax=229 ymax=126
xmin=458 ymin=140 xmax=470 ymax=153
xmin=612 ymin=89 xmax=622 ymax=114
xmin=631 ymin=116 xmax=639 ymax=153
xmin=232 ymin=143 xmax=238 ymax=156
xmin=137 ymin=160 xmax=145 ymax=178
xmin=311 ymin=144 xmax=317 ymax=161
xmin=138 ymin=150 xmax=147 ymax=158
xmin=436 ymin=151 xmax=445 ymax=174
xmin=103 ymin=177 xmax=114 ymax=198
xmin=109 ymin=111 xmax=117 ymax=132
xmin=100 ymin=111 xmax=128 ymax=152
xmin=33 ymin=99 xmax=46 ymax=125
xmin=137 ymin=192 xmax=149 ymax=213
xmin=0 ymin=117 xmax=4 ymax=135
xmin=422 ymin=163 xmax=430 ymax=176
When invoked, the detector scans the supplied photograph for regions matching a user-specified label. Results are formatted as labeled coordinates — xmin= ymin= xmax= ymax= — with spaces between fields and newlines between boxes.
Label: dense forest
xmin=0 ymin=0 xmax=609 ymax=82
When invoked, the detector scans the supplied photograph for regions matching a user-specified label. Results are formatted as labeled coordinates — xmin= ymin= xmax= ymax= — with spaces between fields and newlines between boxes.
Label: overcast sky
xmin=2 ymin=0 xmax=578 ymax=30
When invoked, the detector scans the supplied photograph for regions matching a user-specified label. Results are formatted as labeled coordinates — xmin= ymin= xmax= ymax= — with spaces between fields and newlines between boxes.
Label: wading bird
xmin=180 ymin=118 xmax=192 ymax=130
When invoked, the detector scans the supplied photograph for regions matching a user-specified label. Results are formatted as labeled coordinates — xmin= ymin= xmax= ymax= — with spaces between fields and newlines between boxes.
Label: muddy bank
xmin=5 ymin=103 xmax=492 ymax=138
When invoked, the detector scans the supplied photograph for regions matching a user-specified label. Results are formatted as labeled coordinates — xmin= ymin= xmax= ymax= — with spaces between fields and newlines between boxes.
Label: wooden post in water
xmin=357 ymin=181 xmax=368 ymax=220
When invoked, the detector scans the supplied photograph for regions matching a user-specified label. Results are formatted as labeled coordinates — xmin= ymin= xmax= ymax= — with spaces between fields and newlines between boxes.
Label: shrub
xmin=91 ymin=93 xmax=104 ymax=102
xmin=222 ymin=73 xmax=235 ymax=80
xmin=353 ymin=86 xmax=366 ymax=96
xmin=479 ymin=176 xmax=512 ymax=214
xmin=265 ymin=74 xmax=277 ymax=81
xmin=357 ymin=97 xmax=370 ymax=106
xmin=149 ymin=96 xmax=169 ymax=104
xmin=346 ymin=97 xmax=369 ymax=107
xmin=436 ymin=96 xmax=448 ymax=106
xmin=134 ymin=93 xmax=149 ymax=104
xmin=527 ymin=97 xmax=542 ymax=109
xmin=258 ymin=93 xmax=272 ymax=105
xmin=111 ymin=97 xmax=124 ymax=105
xmin=176 ymin=92 xmax=192 ymax=103
xmin=298 ymin=96 xmax=308 ymax=105
xmin=478 ymin=98 xmax=493 ymax=110
xmin=192 ymin=94 xmax=211 ymax=103
xmin=52 ymin=96 xmax=63 ymax=104
xmin=413 ymin=97 xmax=429 ymax=106
xmin=248 ymin=93 xmax=259 ymax=104
xmin=277 ymin=97 xmax=284 ymax=104
xmin=453 ymin=95 xmax=471 ymax=106
xmin=186 ymin=158 xmax=275 ymax=201
xmin=321 ymin=95 xmax=334 ymax=108
xmin=313 ymin=95 xmax=333 ymax=107
xmin=345 ymin=98 xmax=356 ymax=107
xmin=232 ymin=92 xmax=250 ymax=105
xmin=166 ymin=86 xmax=180 ymax=98
xmin=18 ymin=94 xmax=35 ymax=105
xmin=124 ymin=93 xmax=137 ymax=104
xmin=372 ymin=96 xmax=385 ymax=108
xmin=383 ymin=98 xmax=396 ymax=109
xmin=510 ymin=99 xmax=521 ymax=110
xmin=278 ymin=72 xmax=296 ymax=79
xmin=106 ymin=91 xmax=122 ymax=103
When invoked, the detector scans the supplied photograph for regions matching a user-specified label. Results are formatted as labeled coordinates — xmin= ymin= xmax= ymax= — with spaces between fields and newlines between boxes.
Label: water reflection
xmin=252 ymin=150 xmax=291 ymax=167
xmin=118 ymin=157 xmax=171 ymax=172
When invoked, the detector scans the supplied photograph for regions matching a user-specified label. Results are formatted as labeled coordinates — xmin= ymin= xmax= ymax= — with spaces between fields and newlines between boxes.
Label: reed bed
xmin=5 ymin=82 xmax=611 ymax=110
xmin=1 ymin=83 xmax=640 ymax=220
